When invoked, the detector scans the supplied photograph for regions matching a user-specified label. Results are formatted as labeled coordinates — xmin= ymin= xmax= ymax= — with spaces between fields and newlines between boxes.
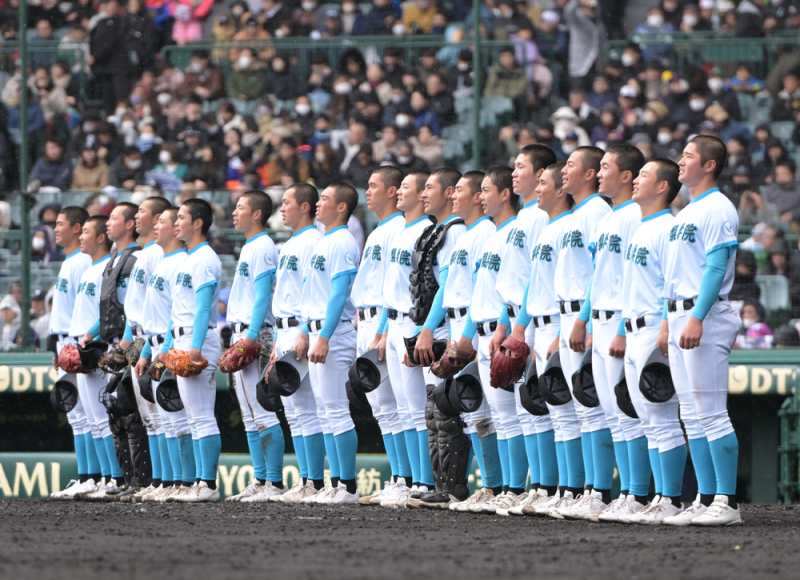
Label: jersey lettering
xmin=634 ymin=246 xmax=650 ymax=266
xmin=506 ymin=228 xmax=525 ymax=247
xmin=57 ymin=277 xmax=68 ymax=293
xmin=311 ymin=254 xmax=326 ymax=271
xmin=116 ymin=275 xmax=127 ymax=288
xmin=562 ymin=230 xmax=584 ymax=248
xmin=480 ymin=252 xmax=501 ymax=271
xmin=176 ymin=272 xmax=193 ymax=288
xmin=453 ymin=249 xmax=468 ymax=266
xmin=238 ymin=261 xmax=250 ymax=277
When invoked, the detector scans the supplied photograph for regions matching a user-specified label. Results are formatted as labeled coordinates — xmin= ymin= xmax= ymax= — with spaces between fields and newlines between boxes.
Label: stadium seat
xmin=770 ymin=121 xmax=795 ymax=148
xmin=443 ymin=139 xmax=465 ymax=160
xmin=755 ymin=274 xmax=791 ymax=312
xmin=442 ymin=124 xmax=474 ymax=143
xmin=736 ymin=93 xmax=755 ymax=122
xmin=750 ymin=93 xmax=774 ymax=125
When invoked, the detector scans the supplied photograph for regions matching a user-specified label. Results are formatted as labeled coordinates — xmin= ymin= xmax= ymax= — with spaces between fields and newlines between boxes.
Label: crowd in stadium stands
xmin=3 ymin=0 xmax=800 ymax=347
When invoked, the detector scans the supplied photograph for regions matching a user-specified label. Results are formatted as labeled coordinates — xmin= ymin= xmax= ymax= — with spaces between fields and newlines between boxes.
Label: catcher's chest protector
xmin=408 ymin=217 xmax=464 ymax=326
xmin=100 ymin=246 xmax=137 ymax=342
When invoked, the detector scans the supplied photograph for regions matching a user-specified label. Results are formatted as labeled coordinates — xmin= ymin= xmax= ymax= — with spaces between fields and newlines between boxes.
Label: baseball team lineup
xmin=44 ymin=133 xmax=744 ymax=527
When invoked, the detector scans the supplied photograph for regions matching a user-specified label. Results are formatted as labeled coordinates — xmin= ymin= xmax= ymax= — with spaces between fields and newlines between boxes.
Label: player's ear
xmin=534 ymin=167 xmax=545 ymax=181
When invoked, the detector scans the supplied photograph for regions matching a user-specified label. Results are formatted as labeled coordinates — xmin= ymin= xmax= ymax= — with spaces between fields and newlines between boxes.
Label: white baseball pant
xmin=174 ymin=330 xmax=221 ymax=439
xmin=275 ymin=325 xmax=322 ymax=437
xmin=357 ymin=311 xmax=402 ymax=435
xmin=232 ymin=328 xmax=281 ymax=433
xmin=385 ymin=315 xmax=425 ymax=431
xmin=307 ymin=321 xmax=357 ymax=436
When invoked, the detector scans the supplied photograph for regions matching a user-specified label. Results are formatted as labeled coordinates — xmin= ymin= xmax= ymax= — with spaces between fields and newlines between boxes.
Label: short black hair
xmin=519 ymin=144 xmax=557 ymax=173
xmin=776 ymin=159 xmax=797 ymax=175
xmin=688 ymin=135 xmax=727 ymax=180
xmin=182 ymin=198 xmax=213 ymax=235
xmin=116 ymin=201 xmax=138 ymax=224
xmin=462 ymin=171 xmax=485 ymax=195
xmin=289 ymin=183 xmax=319 ymax=215
xmin=373 ymin=166 xmax=403 ymax=190
xmin=60 ymin=206 xmax=89 ymax=228
xmin=651 ymin=158 xmax=682 ymax=205
xmin=144 ymin=196 xmax=172 ymax=217
xmin=546 ymin=162 xmax=566 ymax=191
xmin=432 ymin=168 xmax=462 ymax=192
xmin=575 ymin=146 xmax=604 ymax=189
xmin=123 ymin=145 xmax=141 ymax=157
xmin=411 ymin=172 xmax=430 ymax=194
xmin=86 ymin=215 xmax=111 ymax=251
xmin=605 ymin=144 xmax=645 ymax=178
xmin=486 ymin=165 xmax=516 ymax=207
xmin=241 ymin=190 xmax=273 ymax=226
xmin=329 ymin=182 xmax=359 ymax=221
xmin=162 ymin=207 xmax=179 ymax=224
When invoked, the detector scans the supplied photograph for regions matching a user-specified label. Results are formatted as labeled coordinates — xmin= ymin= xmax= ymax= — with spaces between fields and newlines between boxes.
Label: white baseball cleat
xmin=568 ymin=489 xmax=606 ymax=520
xmin=381 ymin=484 xmax=417 ymax=508
xmin=404 ymin=485 xmax=431 ymax=509
xmin=78 ymin=479 xmax=114 ymax=501
xmin=662 ymin=494 xmax=707 ymax=526
xmin=377 ymin=480 xmax=410 ymax=507
xmin=132 ymin=484 xmax=156 ymax=503
xmin=191 ymin=481 xmax=220 ymax=502
xmin=359 ymin=480 xmax=394 ymax=505
xmin=528 ymin=491 xmax=561 ymax=516
xmin=492 ymin=491 xmax=526 ymax=516
xmin=548 ymin=490 xmax=577 ymax=519
xmin=170 ymin=483 xmax=200 ymax=503
xmin=512 ymin=489 xmax=548 ymax=516
xmin=619 ymin=495 xmax=660 ymax=524
xmin=326 ymin=483 xmax=360 ymax=504
xmin=50 ymin=479 xmax=81 ymax=500
xmin=302 ymin=485 xmax=334 ymax=504
xmin=242 ymin=483 xmax=284 ymax=503
xmin=467 ymin=488 xmax=497 ymax=513
xmin=627 ymin=496 xmax=684 ymax=525
xmin=690 ymin=495 xmax=742 ymax=526
xmin=598 ymin=495 xmax=647 ymax=523
xmin=226 ymin=479 xmax=262 ymax=502
xmin=276 ymin=480 xmax=317 ymax=503
xmin=141 ymin=484 xmax=164 ymax=502
xmin=588 ymin=493 xmax=626 ymax=522
xmin=449 ymin=487 xmax=489 ymax=512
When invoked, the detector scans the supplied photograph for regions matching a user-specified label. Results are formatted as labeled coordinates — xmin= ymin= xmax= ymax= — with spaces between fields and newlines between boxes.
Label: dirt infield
xmin=1 ymin=500 xmax=798 ymax=580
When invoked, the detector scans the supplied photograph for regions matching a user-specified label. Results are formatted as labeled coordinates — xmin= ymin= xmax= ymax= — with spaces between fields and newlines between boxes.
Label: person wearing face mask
xmin=259 ymin=0 xmax=293 ymax=36
xmin=307 ymin=114 xmax=333 ymax=149
xmin=633 ymin=7 xmax=675 ymax=62
xmin=491 ymin=0 xmax=534 ymax=40
xmin=339 ymin=0 xmax=366 ymax=35
xmin=109 ymin=146 xmax=147 ymax=189
xmin=263 ymin=55 xmax=304 ymax=101
xmin=363 ymin=0 xmax=401 ymax=35
xmin=706 ymin=68 xmax=741 ymax=121
xmin=311 ymin=142 xmax=342 ymax=188
xmin=734 ymin=298 xmax=770 ymax=348
xmin=180 ymin=50 xmax=224 ymax=101
xmin=71 ymin=142 xmax=110 ymax=191
xmin=227 ymin=48 xmax=267 ymax=101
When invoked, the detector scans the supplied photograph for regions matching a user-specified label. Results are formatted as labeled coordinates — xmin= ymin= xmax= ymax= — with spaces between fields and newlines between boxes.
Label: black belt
xmin=358 ymin=307 xmax=378 ymax=321
xmin=476 ymin=321 xmax=497 ymax=336
xmin=533 ymin=315 xmax=552 ymax=329
xmin=624 ymin=316 xmax=647 ymax=333
xmin=149 ymin=334 xmax=165 ymax=347
xmin=387 ymin=309 xmax=400 ymax=320
xmin=592 ymin=309 xmax=615 ymax=320
xmin=559 ymin=300 xmax=581 ymax=314
xmin=667 ymin=297 xmax=722 ymax=313
xmin=308 ymin=319 xmax=347 ymax=332
xmin=132 ymin=326 xmax=146 ymax=338
xmin=276 ymin=317 xmax=299 ymax=330
xmin=172 ymin=326 xmax=214 ymax=338
xmin=447 ymin=307 xmax=468 ymax=319
xmin=507 ymin=305 xmax=519 ymax=318
xmin=231 ymin=322 xmax=272 ymax=334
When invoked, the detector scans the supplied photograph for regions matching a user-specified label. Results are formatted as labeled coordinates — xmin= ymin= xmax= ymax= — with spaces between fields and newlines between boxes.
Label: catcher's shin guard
xmin=109 ymin=412 xmax=134 ymax=486
xmin=126 ymin=412 xmax=152 ymax=488
xmin=426 ymin=385 xmax=442 ymax=491
xmin=436 ymin=408 xmax=471 ymax=501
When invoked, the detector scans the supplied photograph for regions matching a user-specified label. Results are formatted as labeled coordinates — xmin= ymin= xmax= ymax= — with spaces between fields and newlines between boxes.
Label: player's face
xmin=632 ymin=161 xmax=661 ymax=203
xmin=316 ymin=187 xmax=340 ymax=225
xmin=561 ymin=150 xmax=585 ymax=194
xmin=135 ymin=201 xmax=155 ymax=235
xmin=80 ymin=222 xmax=100 ymax=255
xmin=451 ymin=177 xmax=475 ymax=218
xmin=54 ymin=213 xmax=74 ymax=247
xmin=512 ymin=154 xmax=535 ymax=196
xmin=421 ymin=175 xmax=447 ymax=216
xmin=280 ymin=189 xmax=302 ymax=229
xmin=535 ymin=169 xmax=559 ymax=213
xmin=106 ymin=206 xmax=130 ymax=242
xmin=597 ymin=153 xmax=624 ymax=196
xmin=365 ymin=173 xmax=388 ymax=212
xmin=679 ymin=142 xmax=707 ymax=185
xmin=175 ymin=205 xmax=196 ymax=242
xmin=155 ymin=212 xmax=177 ymax=247
xmin=396 ymin=175 xmax=419 ymax=212
xmin=232 ymin=196 xmax=254 ymax=232
xmin=479 ymin=176 xmax=504 ymax=218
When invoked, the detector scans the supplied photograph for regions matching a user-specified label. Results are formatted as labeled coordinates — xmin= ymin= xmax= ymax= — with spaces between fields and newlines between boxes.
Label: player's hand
xmin=509 ymin=324 xmax=526 ymax=344
xmin=52 ymin=355 xmax=57 ymax=370
xmin=414 ymin=327 xmax=435 ymax=366
xmin=546 ymin=336 xmax=559 ymax=360
xmin=269 ymin=348 xmax=278 ymax=364
xmin=368 ymin=332 xmax=387 ymax=361
xmin=119 ymin=339 xmax=131 ymax=350
xmin=609 ymin=334 xmax=626 ymax=359
xmin=656 ymin=320 xmax=669 ymax=356
xmin=569 ymin=319 xmax=587 ymax=352
xmin=153 ymin=351 xmax=165 ymax=365
xmin=80 ymin=332 xmax=92 ymax=347
xmin=489 ymin=324 xmax=508 ymax=355
xmin=294 ymin=333 xmax=310 ymax=360
xmin=403 ymin=352 xmax=414 ymax=367
xmin=242 ymin=336 xmax=258 ymax=348
xmin=309 ymin=337 xmax=329 ymax=364
xmin=679 ymin=317 xmax=703 ymax=350
xmin=189 ymin=348 xmax=205 ymax=366
xmin=456 ymin=335 xmax=474 ymax=353
xmin=135 ymin=356 xmax=150 ymax=378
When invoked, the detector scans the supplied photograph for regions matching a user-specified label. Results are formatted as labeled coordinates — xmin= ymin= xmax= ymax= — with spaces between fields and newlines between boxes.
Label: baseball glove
xmin=490 ymin=336 xmax=530 ymax=391
xmin=150 ymin=361 xmax=166 ymax=382
xmin=218 ymin=339 xmax=261 ymax=373
xmin=57 ymin=344 xmax=83 ymax=374
xmin=165 ymin=348 xmax=209 ymax=377
xmin=99 ymin=344 xmax=128 ymax=374
xmin=124 ymin=338 xmax=146 ymax=367
xmin=430 ymin=344 xmax=476 ymax=379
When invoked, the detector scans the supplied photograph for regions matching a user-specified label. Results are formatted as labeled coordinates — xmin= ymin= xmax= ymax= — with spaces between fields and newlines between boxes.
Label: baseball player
xmin=224 ymin=190 xmax=285 ymax=503
xmin=619 ymin=159 xmax=689 ymax=524
xmin=70 ymin=216 xmax=125 ymax=499
xmin=510 ymin=162 xmax=582 ymax=516
xmin=568 ymin=144 xmax=647 ymax=520
xmin=297 ymin=183 xmax=361 ymax=504
xmin=48 ymin=207 xmax=103 ymax=499
xmin=547 ymin=146 xmax=611 ymax=515
xmin=134 ymin=205 xmax=196 ymax=502
xmin=352 ymin=167 xmax=408 ymax=505
xmin=268 ymin=184 xmax=324 ymax=503
xmin=156 ymin=199 xmax=223 ymax=502
xmin=376 ymin=172 xmax=435 ymax=507
xmin=660 ymin=136 xmax=742 ymax=526
xmin=448 ymin=166 xmax=532 ymax=513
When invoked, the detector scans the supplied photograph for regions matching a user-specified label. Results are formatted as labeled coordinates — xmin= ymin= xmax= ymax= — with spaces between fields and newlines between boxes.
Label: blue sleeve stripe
xmin=331 ymin=267 xmax=358 ymax=281
xmin=439 ymin=264 xmax=450 ymax=273
xmin=706 ymin=240 xmax=739 ymax=255
xmin=255 ymin=268 xmax=277 ymax=281
xmin=196 ymin=280 xmax=218 ymax=292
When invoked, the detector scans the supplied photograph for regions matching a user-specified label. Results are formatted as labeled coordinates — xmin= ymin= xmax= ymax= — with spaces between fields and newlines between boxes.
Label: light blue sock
xmin=613 ymin=441 xmax=630 ymax=491
xmin=660 ymin=444 xmax=687 ymax=498
xmin=92 ymin=437 xmax=110 ymax=477
xmin=627 ymin=436 xmax=651 ymax=496
xmin=334 ymin=428 xmax=358 ymax=481
xmin=84 ymin=433 xmax=101 ymax=475
xmin=324 ymin=433 xmax=340 ymax=479
xmin=303 ymin=433 xmax=326 ymax=481
xmin=564 ymin=437 xmax=585 ymax=489
xmin=247 ymin=431 xmax=268 ymax=481
xmin=393 ymin=433 xmax=412 ymax=480
xmin=497 ymin=438 xmax=510 ymax=488
xmin=580 ymin=433 xmax=594 ymax=487
xmin=193 ymin=439 xmax=202 ymax=481
xmin=198 ymin=434 xmax=221 ymax=482
xmin=538 ymin=430 xmax=558 ymax=488
xmin=480 ymin=432 xmax=503 ymax=489
xmin=417 ymin=429 xmax=436 ymax=487
xmin=508 ymin=435 xmax=528 ymax=490
xmin=688 ymin=437 xmax=716 ymax=495
xmin=74 ymin=434 xmax=88 ymax=476
xmin=469 ymin=433 xmax=485 ymax=477
xmin=523 ymin=434 xmax=540 ymax=487
xmin=158 ymin=435 xmax=172 ymax=482
xmin=382 ymin=434 xmax=399 ymax=477
xmin=555 ymin=440 xmax=568 ymax=488
xmin=166 ymin=436 xmax=181 ymax=482
xmin=403 ymin=429 xmax=420 ymax=483
xmin=467 ymin=445 xmax=475 ymax=476
xmin=178 ymin=435 xmax=195 ymax=482
xmin=148 ymin=435 xmax=162 ymax=481
xmin=293 ymin=436 xmax=308 ymax=479
xmin=648 ymin=447 xmax=662 ymax=495
xmin=103 ymin=436 xmax=123 ymax=479
xmin=261 ymin=424 xmax=285 ymax=483
xmin=591 ymin=428 xmax=614 ymax=490
xmin=708 ymin=432 xmax=739 ymax=496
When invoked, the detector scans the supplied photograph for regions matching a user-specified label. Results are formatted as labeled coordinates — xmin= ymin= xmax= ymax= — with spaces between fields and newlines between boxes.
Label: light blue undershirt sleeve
xmin=616 ymin=318 xmax=627 ymax=337
xmin=122 ymin=320 xmax=133 ymax=342
xmin=87 ymin=319 xmax=100 ymax=338
xmin=516 ymin=281 xmax=532 ymax=328
xmin=320 ymin=273 xmax=354 ymax=340
xmin=663 ymin=299 xmax=668 ymax=320
xmin=691 ymin=246 xmax=728 ymax=321
xmin=246 ymin=271 xmax=274 ymax=341
xmin=141 ymin=341 xmax=152 ymax=360
xmin=578 ymin=279 xmax=593 ymax=323
xmin=462 ymin=311 xmax=477 ymax=340
xmin=422 ymin=269 xmax=448 ymax=331
xmin=191 ymin=284 xmax=215 ymax=349
xmin=377 ymin=308 xmax=389 ymax=334
xmin=161 ymin=319 xmax=174 ymax=353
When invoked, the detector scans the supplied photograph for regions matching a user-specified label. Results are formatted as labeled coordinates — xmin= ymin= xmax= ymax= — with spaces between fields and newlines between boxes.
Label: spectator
xmin=409 ymin=90 xmax=442 ymax=136
xmin=212 ymin=15 xmax=237 ymax=65
xmin=227 ymin=49 xmax=267 ymax=101
xmin=170 ymin=0 xmax=214 ymax=45
xmin=735 ymin=298 xmax=769 ymax=348
xmin=267 ymin=138 xmax=310 ymax=186
xmin=336 ymin=122 xmax=369 ymax=172
xmin=89 ymin=0 xmax=133 ymax=115
xmin=425 ymin=72 xmax=455 ymax=126
xmin=311 ymin=142 xmax=341 ymax=188
xmin=172 ymin=95 xmax=205 ymax=141
xmin=403 ymin=0 xmax=438 ymax=34
xmin=738 ymin=189 xmax=778 ymax=228
xmin=31 ymin=290 xmax=49 ymax=344
xmin=382 ymin=47 xmax=407 ymax=87
xmin=730 ymin=249 xmax=761 ymax=302
xmin=136 ymin=123 xmax=163 ymax=169
xmin=549 ymin=106 xmax=591 ymax=147
xmin=772 ymin=72 xmax=800 ymax=121
xmin=30 ymin=67 xmax=67 ymax=123
xmin=587 ymin=74 xmax=617 ymax=110
xmin=728 ymin=64 xmax=765 ymax=94
xmin=590 ymin=104 xmax=624 ymax=146
xmin=7 ymin=88 xmax=45 ymax=139
xmin=340 ymin=0 xmax=367 ymax=35
xmin=30 ymin=140 xmax=73 ymax=191
xmin=563 ymin=0 xmax=605 ymax=90
xmin=30 ymin=19 xmax=55 ymax=72
xmin=260 ymin=0 xmax=294 ymax=36
xmin=0 ymin=294 xmax=21 ymax=351
xmin=418 ymin=48 xmax=449 ymax=84
xmin=230 ymin=16 xmax=273 ymax=63
xmin=180 ymin=50 xmax=225 ymax=101
xmin=492 ymin=0 xmax=534 ymax=40
xmin=186 ymin=144 xmax=225 ymax=190
xmin=51 ymin=60 xmax=81 ymax=104
xmin=343 ymin=142 xmax=378 ymax=189
xmin=372 ymin=124 xmax=400 ymax=162
xmin=71 ymin=143 xmax=110 ymax=191
xmin=359 ymin=63 xmax=393 ymax=107
xmin=395 ymin=140 xmax=430 ymax=174
xmin=762 ymin=160 xmax=800 ymax=227
xmin=754 ymin=138 xmax=789 ymax=184
xmin=410 ymin=124 xmax=444 ymax=169
xmin=773 ymin=324 xmax=800 ymax=347
xmin=263 ymin=54 xmax=303 ymax=101
xmin=633 ymin=7 xmax=675 ymax=62
xmin=153 ymin=142 xmax=189 ymax=180
xmin=763 ymin=237 xmax=793 ymax=277
xmin=109 ymin=146 xmax=146 ymax=189
xmin=484 ymin=47 xmax=528 ymax=104
xmin=363 ymin=0 xmax=401 ymax=34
